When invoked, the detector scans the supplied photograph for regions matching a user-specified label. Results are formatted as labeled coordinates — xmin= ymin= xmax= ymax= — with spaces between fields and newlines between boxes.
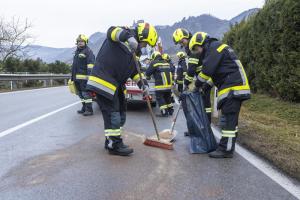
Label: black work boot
xmin=184 ymin=131 xmax=190 ymax=137
xmin=161 ymin=109 xmax=169 ymax=117
xmin=83 ymin=103 xmax=93 ymax=116
xmin=208 ymin=147 xmax=234 ymax=158
xmin=104 ymin=138 xmax=129 ymax=149
xmin=107 ymin=137 xmax=133 ymax=156
xmin=168 ymin=107 xmax=174 ymax=116
xmin=77 ymin=103 xmax=85 ymax=114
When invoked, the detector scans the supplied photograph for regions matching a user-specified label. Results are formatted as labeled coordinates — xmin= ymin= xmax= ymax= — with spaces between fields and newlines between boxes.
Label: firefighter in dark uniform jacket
xmin=162 ymin=53 xmax=176 ymax=104
xmin=86 ymin=23 xmax=158 ymax=156
xmin=146 ymin=51 xmax=174 ymax=117
xmin=175 ymin=51 xmax=187 ymax=93
xmin=162 ymin=53 xmax=176 ymax=76
xmin=189 ymin=32 xmax=251 ymax=158
xmin=71 ymin=34 xmax=95 ymax=116
xmin=173 ymin=28 xmax=213 ymax=138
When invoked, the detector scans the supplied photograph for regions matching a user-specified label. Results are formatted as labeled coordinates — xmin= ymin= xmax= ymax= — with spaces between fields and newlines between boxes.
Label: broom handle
xmin=132 ymin=53 xmax=160 ymax=140
xmin=170 ymin=102 xmax=181 ymax=134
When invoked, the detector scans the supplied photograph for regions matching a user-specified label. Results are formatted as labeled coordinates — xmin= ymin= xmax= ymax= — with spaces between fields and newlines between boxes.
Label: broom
xmin=132 ymin=53 xmax=173 ymax=150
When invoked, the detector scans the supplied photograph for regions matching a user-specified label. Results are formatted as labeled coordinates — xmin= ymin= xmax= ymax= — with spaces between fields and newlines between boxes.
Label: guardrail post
xmin=50 ymin=73 xmax=53 ymax=87
xmin=10 ymin=81 xmax=13 ymax=91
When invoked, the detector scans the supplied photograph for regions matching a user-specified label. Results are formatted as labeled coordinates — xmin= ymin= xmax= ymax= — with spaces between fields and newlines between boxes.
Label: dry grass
xmin=237 ymin=94 xmax=300 ymax=180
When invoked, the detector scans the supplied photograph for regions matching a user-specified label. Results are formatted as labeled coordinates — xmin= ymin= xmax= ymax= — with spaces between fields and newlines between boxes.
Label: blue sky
xmin=1 ymin=0 xmax=265 ymax=48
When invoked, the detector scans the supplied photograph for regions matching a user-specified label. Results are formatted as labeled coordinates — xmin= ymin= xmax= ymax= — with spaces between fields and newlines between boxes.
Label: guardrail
xmin=0 ymin=73 xmax=71 ymax=91
xmin=0 ymin=73 xmax=70 ymax=81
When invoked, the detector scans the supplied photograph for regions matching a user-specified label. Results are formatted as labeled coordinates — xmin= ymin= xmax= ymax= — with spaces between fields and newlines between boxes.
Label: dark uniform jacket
xmin=71 ymin=46 xmax=95 ymax=82
xmin=146 ymin=56 xmax=173 ymax=91
xmin=196 ymin=39 xmax=251 ymax=107
xmin=86 ymin=26 xmax=147 ymax=100
xmin=183 ymin=45 xmax=204 ymax=86
xmin=176 ymin=58 xmax=187 ymax=84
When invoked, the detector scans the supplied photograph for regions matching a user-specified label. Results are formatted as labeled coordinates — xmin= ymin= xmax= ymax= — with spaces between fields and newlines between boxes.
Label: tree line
xmin=0 ymin=57 xmax=71 ymax=74
xmin=223 ymin=0 xmax=300 ymax=102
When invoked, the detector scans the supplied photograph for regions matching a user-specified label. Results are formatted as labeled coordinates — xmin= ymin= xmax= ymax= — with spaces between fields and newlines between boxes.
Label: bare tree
xmin=0 ymin=17 xmax=33 ymax=62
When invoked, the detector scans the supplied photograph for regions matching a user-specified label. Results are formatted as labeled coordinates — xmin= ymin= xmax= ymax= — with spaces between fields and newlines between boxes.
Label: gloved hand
xmin=195 ymin=79 xmax=203 ymax=88
xmin=127 ymin=37 xmax=138 ymax=52
xmin=184 ymin=79 xmax=191 ymax=87
xmin=202 ymin=82 xmax=212 ymax=93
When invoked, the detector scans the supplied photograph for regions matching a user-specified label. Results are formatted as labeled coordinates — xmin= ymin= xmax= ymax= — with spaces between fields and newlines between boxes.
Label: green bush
xmin=223 ymin=0 xmax=300 ymax=102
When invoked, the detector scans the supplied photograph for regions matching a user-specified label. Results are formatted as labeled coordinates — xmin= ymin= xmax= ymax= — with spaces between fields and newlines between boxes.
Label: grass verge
xmin=236 ymin=94 xmax=300 ymax=180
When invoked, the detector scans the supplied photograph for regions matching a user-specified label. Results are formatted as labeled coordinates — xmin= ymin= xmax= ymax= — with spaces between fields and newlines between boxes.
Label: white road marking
xmin=211 ymin=126 xmax=300 ymax=199
xmin=0 ymin=86 xmax=67 ymax=95
xmin=0 ymin=101 xmax=80 ymax=139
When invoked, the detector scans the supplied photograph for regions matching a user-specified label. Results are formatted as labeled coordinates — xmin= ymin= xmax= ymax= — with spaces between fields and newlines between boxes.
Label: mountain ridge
xmin=26 ymin=8 xmax=259 ymax=63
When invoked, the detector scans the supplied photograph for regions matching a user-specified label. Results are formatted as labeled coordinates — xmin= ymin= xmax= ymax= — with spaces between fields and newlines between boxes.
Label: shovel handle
xmin=170 ymin=102 xmax=181 ymax=134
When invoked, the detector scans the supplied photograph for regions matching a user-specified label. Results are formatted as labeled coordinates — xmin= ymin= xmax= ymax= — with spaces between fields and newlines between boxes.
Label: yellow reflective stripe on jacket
xmin=132 ymin=73 xmax=145 ymax=82
xmin=154 ymin=85 xmax=172 ymax=89
xmin=169 ymin=72 xmax=173 ymax=84
xmin=217 ymin=44 xmax=228 ymax=53
xmin=207 ymin=78 xmax=214 ymax=86
xmin=218 ymin=85 xmax=250 ymax=97
xmin=111 ymin=27 xmax=122 ymax=41
xmin=163 ymin=72 xmax=168 ymax=85
xmin=196 ymin=66 xmax=202 ymax=72
xmin=185 ymin=74 xmax=194 ymax=81
xmin=217 ymin=60 xmax=250 ymax=97
xmin=199 ymin=72 xmax=211 ymax=80
xmin=153 ymin=63 xmax=170 ymax=67
xmin=87 ymin=64 xmax=94 ymax=69
xmin=188 ymin=58 xmax=199 ymax=64
xmin=76 ymin=74 xmax=88 ymax=80
xmin=88 ymin=76 xmax=117 ymax=92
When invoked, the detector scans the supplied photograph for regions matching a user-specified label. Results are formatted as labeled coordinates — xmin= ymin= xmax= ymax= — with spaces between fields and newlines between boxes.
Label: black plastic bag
xmin=182 ymin=91 xmax=217 ymax=153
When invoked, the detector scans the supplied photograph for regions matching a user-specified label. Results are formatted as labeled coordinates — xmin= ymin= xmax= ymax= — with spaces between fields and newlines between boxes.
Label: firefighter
xmin=162 ymin=53 xmax=176 ymax=104
xmin=146 ymin=51 xmax=174 ymax=116
xmin=162 ymin=53 xmax=175 ymax=75
xmin=71 ymin=34 xmax=95 ymax=116
xmin=189 ymin=32 xmax=251 ymax=158
xmin=173 ymin=28 xmax=213 ymax=138
xmin=86 ymin=23 xmax=157 ymax=156
xmin=175 ymin=51 xmax=187 ymax=93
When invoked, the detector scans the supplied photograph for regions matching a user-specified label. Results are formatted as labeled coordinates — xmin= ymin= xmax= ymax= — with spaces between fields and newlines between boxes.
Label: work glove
xmin=127 ymin=37 xmax=138 ymax=52
xmin=202 ymin=82 xmax=212 ymax=93
xmin=195 ymin=79 xmax=203 ymax=88
xmin=184 ymin=79 xmax=191 ymax=87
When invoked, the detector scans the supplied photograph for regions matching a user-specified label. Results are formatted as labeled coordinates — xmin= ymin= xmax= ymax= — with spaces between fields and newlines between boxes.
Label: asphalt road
xmin=0 ymin=86 xmax=299 ymax=200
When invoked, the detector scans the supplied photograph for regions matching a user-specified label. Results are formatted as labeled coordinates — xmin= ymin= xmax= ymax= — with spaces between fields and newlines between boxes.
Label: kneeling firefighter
xmin=146 ymin=51 xmax=174 ymax=117
xmin=71 ymin=34 xmax=95 ymax=116
xmin=86 ymin=23 xmax=158 ymax=156
xmin=189 ymin=32 xmax=251 ymax=158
